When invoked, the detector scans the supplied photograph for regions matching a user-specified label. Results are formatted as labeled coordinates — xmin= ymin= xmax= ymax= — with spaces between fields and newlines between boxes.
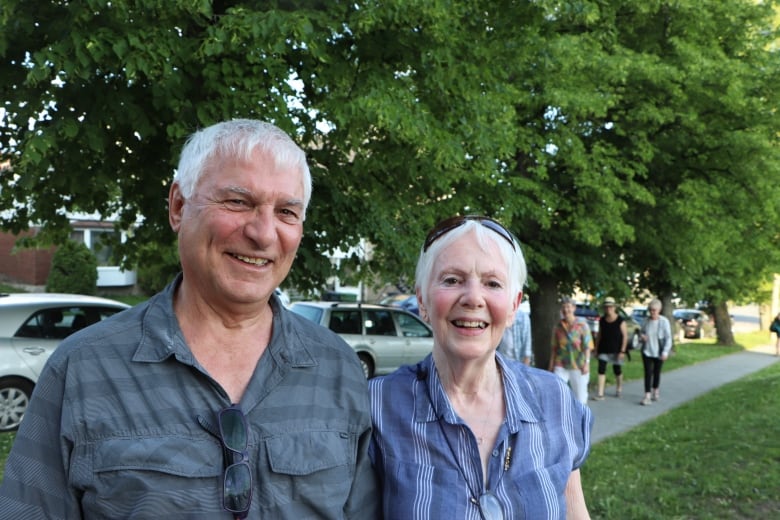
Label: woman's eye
xmin=487 ymin=280 xmax=504 ymax=289
xmin=442 ymin=276 xmax=460 ymax=285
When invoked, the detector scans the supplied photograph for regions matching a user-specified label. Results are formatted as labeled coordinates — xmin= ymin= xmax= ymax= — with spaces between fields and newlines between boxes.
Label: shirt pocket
xmin=508 ymin=460 xmax=570 ymax=516
xmin=87 ymin=436 xmax=222 ymax=516
xmin=383 ymin=458 xmax=468 ymax=519
xmin=263 ymin=430 xmax=353 ymax=508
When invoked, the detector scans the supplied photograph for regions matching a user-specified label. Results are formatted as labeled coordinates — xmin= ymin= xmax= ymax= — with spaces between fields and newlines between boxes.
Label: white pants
xmin=554 ymin=366 xmax=590 ymax=404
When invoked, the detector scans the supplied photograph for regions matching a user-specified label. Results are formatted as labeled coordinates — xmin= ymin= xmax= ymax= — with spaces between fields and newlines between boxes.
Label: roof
xmin=0 ymin=292 xmax=131 ymax=308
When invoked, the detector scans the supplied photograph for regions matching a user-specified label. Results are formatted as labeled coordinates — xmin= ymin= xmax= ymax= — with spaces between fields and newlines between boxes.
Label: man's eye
xmin=279 ymin=208 xmax=301 ymax=222
xmin=222 ymin=199 xmax=251 ymax=211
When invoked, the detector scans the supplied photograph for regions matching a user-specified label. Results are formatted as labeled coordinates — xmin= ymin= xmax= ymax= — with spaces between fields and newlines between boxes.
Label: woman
xmin=594 ymin=297 xmax=628 ymax=399
xmin=639 ymin=298 xmax=673 ymax=405
xmin=549 ymin=298 xmax=594 ymax=404
xmin=369 ymin=216 xmax=593 ymax=519
xmin=770 ymin=312 xmax=780 ymax=357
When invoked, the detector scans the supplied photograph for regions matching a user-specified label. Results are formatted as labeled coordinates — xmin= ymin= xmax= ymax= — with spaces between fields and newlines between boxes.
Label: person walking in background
xmin=498 ymin=305 xmax=533 ymax=365
xmin=369 ymin=216 xmax=593 ymax=519
xmin=593 ymin=297 xmax=628 ymax=400
xmin=0 ymin=119 xmax=379 ymax=518
xmin=550 ymin=297 xmax=594 ymax=404
xmin=639 ymin=298 xmax=673 ymax=406
xmin=770 ymin=311 xmax=780 ymax=357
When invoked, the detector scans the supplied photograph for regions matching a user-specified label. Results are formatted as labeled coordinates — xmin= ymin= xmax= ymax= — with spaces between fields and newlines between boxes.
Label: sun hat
xmin=603 ymin=297 xmax=616 ymax=306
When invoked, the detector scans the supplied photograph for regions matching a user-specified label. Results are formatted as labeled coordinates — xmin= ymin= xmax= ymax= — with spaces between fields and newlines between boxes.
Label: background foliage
xmin=2 ymin=0 xmax=779 ymax=361
xmin=45 ymin=240 xmax=98 ymax=295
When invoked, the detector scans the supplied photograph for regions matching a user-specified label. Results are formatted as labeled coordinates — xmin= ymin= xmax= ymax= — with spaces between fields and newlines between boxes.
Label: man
xmin=0 ymin=120 xmax=379 ymax=519
xmin=498 ymin=307 xmax=533 ymax=365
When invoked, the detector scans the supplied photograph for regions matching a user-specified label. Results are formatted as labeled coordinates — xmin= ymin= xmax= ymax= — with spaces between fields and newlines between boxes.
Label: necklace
xmin=422 ymin=366 xmax=510 ymax=517
xmin=475 ymin=376 xmax=500 ymax=445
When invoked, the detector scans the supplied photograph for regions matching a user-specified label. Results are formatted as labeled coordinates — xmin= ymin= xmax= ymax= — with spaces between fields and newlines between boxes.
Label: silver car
xmin=0 ymin=292 xmax=130 ymax=431
xmin=290 ymin=301 xmax=433 ymax=378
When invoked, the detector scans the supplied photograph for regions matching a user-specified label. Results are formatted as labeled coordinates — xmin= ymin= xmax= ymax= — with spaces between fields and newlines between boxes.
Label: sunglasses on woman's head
xmin=423 ymin=216 xmax=516 ymax=252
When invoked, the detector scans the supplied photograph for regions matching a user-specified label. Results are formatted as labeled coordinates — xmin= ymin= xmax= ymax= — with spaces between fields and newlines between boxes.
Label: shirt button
xmin=492 ymin=449 xmax=499 ymax=457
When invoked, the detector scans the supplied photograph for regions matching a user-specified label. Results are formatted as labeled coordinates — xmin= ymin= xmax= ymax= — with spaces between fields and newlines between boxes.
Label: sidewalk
xmin=588 ymin=345 xmax=779 ymax=443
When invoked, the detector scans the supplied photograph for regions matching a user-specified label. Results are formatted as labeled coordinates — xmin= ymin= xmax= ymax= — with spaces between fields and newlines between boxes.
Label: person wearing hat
xmin=593 ymin=297 xmax=628 ymax=400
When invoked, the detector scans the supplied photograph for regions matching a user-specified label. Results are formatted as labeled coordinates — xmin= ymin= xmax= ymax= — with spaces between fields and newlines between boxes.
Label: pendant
xmin=477 ymin=437 xmax=483 ymax=445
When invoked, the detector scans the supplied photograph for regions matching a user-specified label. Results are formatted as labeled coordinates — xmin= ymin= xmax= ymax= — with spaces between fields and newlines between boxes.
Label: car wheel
xmin=357 ymin=353 xmax=374 ymax=379
xmin=0 ymin=377 xmax=34 ymax=432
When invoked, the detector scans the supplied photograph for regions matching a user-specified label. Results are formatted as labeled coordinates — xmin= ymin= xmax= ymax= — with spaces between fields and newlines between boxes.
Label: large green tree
xmin=2 ymin=0 xmax=779 ymax=360
xmin=610 ymin=0 xmax=780 ymax=344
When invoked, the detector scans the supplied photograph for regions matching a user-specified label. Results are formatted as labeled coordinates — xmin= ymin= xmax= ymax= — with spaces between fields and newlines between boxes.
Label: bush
xmin=46 ymin=241 xmax=98 ymax=295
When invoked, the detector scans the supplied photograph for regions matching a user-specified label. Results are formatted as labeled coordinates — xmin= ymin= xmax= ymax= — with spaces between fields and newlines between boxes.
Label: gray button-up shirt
xmin=0 ymin=276 xmax=379 ymax=519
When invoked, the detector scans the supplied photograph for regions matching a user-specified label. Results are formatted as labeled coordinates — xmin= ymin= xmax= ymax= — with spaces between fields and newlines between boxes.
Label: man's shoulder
xmin=280 ymin=307 xmax=362 ymax=366
xmin=50 ymin=299 xmax=151 ymax=360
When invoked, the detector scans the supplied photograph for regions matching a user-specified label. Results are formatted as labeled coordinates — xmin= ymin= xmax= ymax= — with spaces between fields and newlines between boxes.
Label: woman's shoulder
xmin=368 ymin=360 xmax=427 ymax=394
xmin=506 ymin=362 xmax=571 ymax=396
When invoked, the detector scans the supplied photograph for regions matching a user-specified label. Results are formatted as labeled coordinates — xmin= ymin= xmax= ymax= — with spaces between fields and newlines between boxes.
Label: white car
xmin=290 ymin=301 xmax=433 ymax=378
xmin=0 ymin=293 xmax=130 ymax=431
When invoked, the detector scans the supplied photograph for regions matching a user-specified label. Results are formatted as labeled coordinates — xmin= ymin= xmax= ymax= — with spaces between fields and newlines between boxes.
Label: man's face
xmin=169 ymin=148 xmax=305 ymax=308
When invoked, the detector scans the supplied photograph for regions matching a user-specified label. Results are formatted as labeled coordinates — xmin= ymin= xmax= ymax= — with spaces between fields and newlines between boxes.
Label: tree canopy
xmin=2 ymin=0 xmax=779 ymax=352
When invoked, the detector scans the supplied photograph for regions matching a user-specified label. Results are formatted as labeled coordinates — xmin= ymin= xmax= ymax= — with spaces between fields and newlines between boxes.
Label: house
xmin=0 ymin=214 xmax=137 ymax=290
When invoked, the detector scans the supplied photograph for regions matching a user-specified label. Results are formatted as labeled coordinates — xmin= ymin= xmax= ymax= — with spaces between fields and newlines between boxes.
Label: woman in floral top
xmin=549 ymin=298 xmax=594 ymax=404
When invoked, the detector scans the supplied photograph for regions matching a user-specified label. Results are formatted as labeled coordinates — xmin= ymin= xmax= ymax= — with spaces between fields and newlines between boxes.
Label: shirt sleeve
xmin=0 ymin=361 xmax=79 ymax=520
xmin=661 ymin=317 xmax=673 ymax=356
xmin=344 ymin=422 xmax=381 ymax=518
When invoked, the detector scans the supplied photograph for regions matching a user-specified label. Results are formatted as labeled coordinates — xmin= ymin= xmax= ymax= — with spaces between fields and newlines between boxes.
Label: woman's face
xmin=561 ymin=301 xmax=576 ymax=320
xmin=649 ymin=306 xmax=661 ymax=320
xmin=419 ymin=230 xmax=520 ymax=362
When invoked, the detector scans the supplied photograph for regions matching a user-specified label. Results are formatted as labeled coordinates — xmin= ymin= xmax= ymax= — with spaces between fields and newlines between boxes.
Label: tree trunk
xmin=529 ymin=274 xmax=562 ymax=370
xmin=657 ymin=292 xmax=682 ymax=345
xmin=714 ymin=301 xmax=736 ymax=345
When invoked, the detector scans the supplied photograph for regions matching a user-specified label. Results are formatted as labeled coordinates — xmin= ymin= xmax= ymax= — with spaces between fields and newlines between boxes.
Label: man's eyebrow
xmin=281 ymin=198 xmax=305 ymax=208
xmin=217 ymin=186 xmax=252 ymax=197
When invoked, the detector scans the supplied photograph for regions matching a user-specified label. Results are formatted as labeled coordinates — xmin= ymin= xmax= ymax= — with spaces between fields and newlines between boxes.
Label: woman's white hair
xmin=414 ymin=219 xmax=526 ymax=308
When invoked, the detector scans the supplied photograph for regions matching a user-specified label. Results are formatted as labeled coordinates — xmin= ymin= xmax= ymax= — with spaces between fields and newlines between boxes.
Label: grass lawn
xmin=589 ymin=336 xmax=747 ymax=388
xmin=583 ymin=360 xmax=780 ymax=518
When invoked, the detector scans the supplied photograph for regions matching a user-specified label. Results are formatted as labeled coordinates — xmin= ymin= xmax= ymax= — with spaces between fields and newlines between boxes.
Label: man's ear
xmin=168 ymin=183 xmax=185 ymax=232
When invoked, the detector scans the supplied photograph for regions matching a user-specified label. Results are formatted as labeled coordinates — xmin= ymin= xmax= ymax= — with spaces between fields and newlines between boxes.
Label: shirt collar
xmin=412 ymin=353 xmax=543 ymax=431
xmin=132 ymin=274 xmax=316 ymax=370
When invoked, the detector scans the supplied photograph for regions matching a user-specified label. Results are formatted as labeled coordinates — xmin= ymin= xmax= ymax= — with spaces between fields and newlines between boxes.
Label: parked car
xmin=379 ymin=293 xmax=419 ymax=315
xmin=575 ymin=303 xmax=600 ymax=335
xmin=617 ymin=308 xmax=642 ymax=351
xmin=0 ymin=293 xmax=130 ymax=431
xmin=274 ymin=287 xmax=291 ymax=307
xmin=631 ymin=306 xmax=649 ymax=329
xmin=673 ymin=309 xmax=707 ymax=339
xmin=289 ymin=301 xmax=433 ymax=378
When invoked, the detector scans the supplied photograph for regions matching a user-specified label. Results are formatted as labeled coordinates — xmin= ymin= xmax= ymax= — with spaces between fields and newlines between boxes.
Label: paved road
xmin=588 ymin=345 xmax=779 ymax=443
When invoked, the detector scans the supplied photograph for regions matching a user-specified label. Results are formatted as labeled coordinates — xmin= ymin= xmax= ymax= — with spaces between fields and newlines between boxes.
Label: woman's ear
xmin=416 ymin=288 xmax=429 ymax=322
xmin=506 ymin=291 xmax=523 ymax=327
